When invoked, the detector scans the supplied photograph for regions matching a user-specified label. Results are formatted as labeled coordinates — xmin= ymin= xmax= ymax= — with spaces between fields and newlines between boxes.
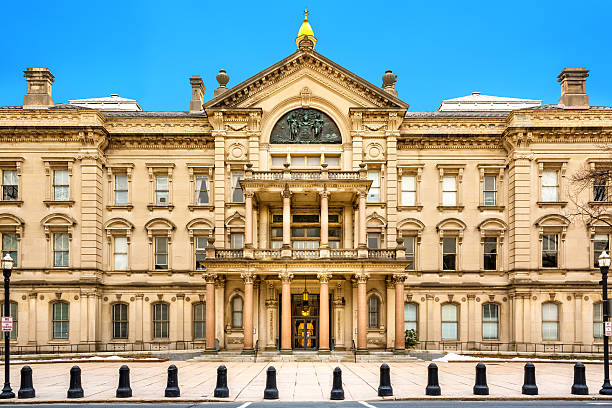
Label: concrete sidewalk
xmin=0 ymin=361 xmax=610 ymax=403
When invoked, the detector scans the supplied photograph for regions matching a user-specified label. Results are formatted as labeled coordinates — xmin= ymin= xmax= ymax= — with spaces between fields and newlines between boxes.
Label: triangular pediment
xmin=204 ymin=49 xmax=409 ymax=110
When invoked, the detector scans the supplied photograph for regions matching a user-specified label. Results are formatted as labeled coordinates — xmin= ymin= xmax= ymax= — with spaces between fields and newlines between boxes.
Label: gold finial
xmin=296 ymin=9 xmax=316 ymax=49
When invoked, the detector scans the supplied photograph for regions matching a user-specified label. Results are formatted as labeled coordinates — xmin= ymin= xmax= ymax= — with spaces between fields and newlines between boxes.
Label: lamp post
xmin=0 ymin=254 xmax=13 ymax=399
xmin=599 ymin=250 xmax=612 ymax=395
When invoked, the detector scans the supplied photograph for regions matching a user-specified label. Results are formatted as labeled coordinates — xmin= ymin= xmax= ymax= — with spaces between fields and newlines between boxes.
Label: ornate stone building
xmin=0 ymin=12 xmax=611 ymax=355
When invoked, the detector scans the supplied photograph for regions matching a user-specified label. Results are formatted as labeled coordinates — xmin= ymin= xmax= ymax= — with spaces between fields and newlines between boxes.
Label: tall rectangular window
xmin=1 ymin=233 xmax=17 ymax=268
xmin=155 ymin=175 xmax=169 ymax=205
xmin=113 ymin=237 xmax=128 ymax=271
xmin=594 ymin=302 xmax=604 ymax=339
xmin=195 ymin=236 xmax=207 ymax=270
xmin=594 ymin=234 xmax=609 ymax=267
xmin=482 ymin=303 xmax=499 ymax=340
xmin=483 ymin=176 xmax=497 ymax=206
xmin=232 ymin=296 xmax=243 ymax=328
xmin=231 ymin=172 xmax=244 ymax=203
xmin=367 ymin=232 xmax=381 ymax=249
xmin=542 ymin=234 xmax=558 ymax=268
xmin=53 ymin=233 xmax=69 ymax=267
xmin=2 ymin=170 xmax=18 ymax=201
xmin=541 ymin=170 xmax=559 ymax=202
xmin=52 ymin=302 xmax=69 ymax=339
xmin=404 ymin=303 xmax=418 ymax=333
xmin=401 ymin=175 xmax=416 ymax=206
xmin=594 ymin=179 xmax=608 ymax=202
xmin=114 ymin=175 xmax=128 ymax=205
xmin=112 ymin=303 xmax=128 ymax=339
xmin=195 ymin=175 xmax=210 ymax=205
xmin=367 ymin=171 xmax=380 ymax=202
xmin=153 ymin=303 xmax=169 ymax=338
xmin=483 ymin=237 xmax=497 ymax=271
xmin=441 ymin=303 xmax=458 ymax=340
xmin=231 ymin=233 xmax=244 ymax=249
xmin=53 ymin=169 xmax=69 ymax=201
xmin=368 ymin=296 xmax=380 ymax=328
xmin=1 ymin=302 xmax=17 ymax=340
xmin=542 ymin=302 xmax=559 ymax=340
xmin=442 ymin=176 xmax=457 ymax=206
xmin=404 ymin=236 xmax=415 ymax=270
xmin=154 ymin=237 xmax=168 ymax=270
xmin=193 ymin=303 xmax=206 ymax=339
xmin=442 ymin=237 xmax=456 ymax=271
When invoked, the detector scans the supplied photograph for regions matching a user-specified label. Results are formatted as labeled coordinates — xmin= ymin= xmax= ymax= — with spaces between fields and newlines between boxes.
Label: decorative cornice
xmin=397 ymin=135 xmax=503 ymax=150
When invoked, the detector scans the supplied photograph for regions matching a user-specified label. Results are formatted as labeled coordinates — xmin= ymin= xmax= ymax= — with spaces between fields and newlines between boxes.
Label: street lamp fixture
xmin=0 ymin=254 xmax=13 ymax=399
xmin=599 ymin=250 xmax=612 ymax=395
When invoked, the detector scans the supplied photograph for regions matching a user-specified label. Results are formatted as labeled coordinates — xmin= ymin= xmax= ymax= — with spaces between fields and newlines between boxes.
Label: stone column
xmin=513 ymin=294 xmax=524 ymax=344
xmin=204 ymin=272 xmax=217 ymax=352
xmin=344 ymin=205 xmax=353 ymax=249
xmin=135 ymin=293 xmax=144 ymax=344
xmin=393 ymin=273 xmax=407 ymax=352
xmin=282 ymin=188 xmax=291 ymax=258
xmin=357 ymin=191 xmax=367 ymax=258
xmin=426 ymin=294 xmax=434 ymax=342
xmin=241 ymin=271 xmax=256 ymax=353
xmin=176 ymin=294 xmax=185 ymax=342
xmin=467 ymin=294 xmax=476 ymax=344
xmin=265 ymin=283 xmax=278 ymax=351
xmin=355 ymin=271 xmax=369 ymax=352
xmin=320 ymin=191 xmax=329 ymax=248
xmin=279 ymin=270 xmax=293 ymax=353
xmin=574 ymin=293 xmax=583 ymax=345
xmin=385 ymin=279 xmax=395 ymax=349
xmin=245 ymin=191 xmax=253 ymax=247
xmin=27 ymin=292 xmax=37 ymax=345
xmin=318 ymin=272 xmax=332 ymax=353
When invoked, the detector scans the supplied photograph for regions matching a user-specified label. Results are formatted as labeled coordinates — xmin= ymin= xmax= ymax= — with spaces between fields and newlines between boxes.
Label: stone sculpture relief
xmin=270 ymin=108 xmax=341 ymax=144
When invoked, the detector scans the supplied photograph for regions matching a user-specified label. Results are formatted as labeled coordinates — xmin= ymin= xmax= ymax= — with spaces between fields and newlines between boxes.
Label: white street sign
xmin=1 ymin=316 xmax=12 ymax=332
xmin=605 ymin=321 xmax=612 ymax=337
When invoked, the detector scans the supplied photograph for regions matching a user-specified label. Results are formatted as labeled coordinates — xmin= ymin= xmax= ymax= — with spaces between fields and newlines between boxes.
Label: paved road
xmin=3 ymin=402 xmax=612 ymax=408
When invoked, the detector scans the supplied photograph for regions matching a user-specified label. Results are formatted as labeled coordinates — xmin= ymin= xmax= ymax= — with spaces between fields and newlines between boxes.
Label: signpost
xmin=605 ymin=321 xmax=612 ymax=337
xmin=1 ymin=317 xmax=12 ymax=333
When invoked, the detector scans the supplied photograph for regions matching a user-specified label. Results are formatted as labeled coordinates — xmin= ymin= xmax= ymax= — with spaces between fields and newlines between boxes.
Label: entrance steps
xmin=189 ymin=350 xmax=418 ymax=362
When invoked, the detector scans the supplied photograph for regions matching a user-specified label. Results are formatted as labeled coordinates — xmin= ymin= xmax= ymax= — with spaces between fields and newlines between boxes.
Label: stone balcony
xmin=209 ymin=247 xmax=402 ymax=261
xmin=243 ymin=162 xmax=368 ymax=183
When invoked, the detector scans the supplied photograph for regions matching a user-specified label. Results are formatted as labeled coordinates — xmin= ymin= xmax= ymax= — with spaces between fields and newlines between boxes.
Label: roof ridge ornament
xmin=296 ymin=9 xmax=316 ymax=50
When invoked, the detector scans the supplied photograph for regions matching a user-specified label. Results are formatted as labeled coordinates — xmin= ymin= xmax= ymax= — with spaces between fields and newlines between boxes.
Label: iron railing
xmin=415 ymin=341 xmax=612 ymax=354
xmin=0 ymin=341 xmax=207 ymax=356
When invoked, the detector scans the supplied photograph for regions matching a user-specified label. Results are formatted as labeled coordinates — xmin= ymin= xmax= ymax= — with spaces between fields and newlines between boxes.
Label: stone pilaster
xmin=79 ymin=157 xmax=104 ymax=274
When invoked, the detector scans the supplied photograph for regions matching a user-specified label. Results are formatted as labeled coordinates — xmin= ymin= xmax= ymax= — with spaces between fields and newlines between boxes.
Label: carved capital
xmin=241 ymin=271 xmax=257 ymax=285
xmin=279 ymin=270 xmax=294 ymax=283
xmin=203 ymin=272 xmax=218 ymax=284
xmin=392 ymin=273 xmax=407 ymax=284
xmin=354 ymin=271 xmax=369 ymax=284
xmin=317 ymin=272 xmax=332 ymax=284
xmin=319 ymin=190 xmax=329 ymax=199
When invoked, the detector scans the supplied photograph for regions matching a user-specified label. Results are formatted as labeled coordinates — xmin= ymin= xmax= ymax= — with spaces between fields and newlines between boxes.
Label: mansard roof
xmin=203 ymin=48 xmax=409 ymax=110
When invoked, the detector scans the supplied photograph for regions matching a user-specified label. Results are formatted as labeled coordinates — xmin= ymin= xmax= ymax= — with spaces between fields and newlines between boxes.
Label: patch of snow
xmin=433 ymin=353 xmax=603 ymax=363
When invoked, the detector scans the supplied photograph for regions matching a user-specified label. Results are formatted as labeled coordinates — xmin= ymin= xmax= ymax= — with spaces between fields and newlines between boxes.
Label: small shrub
xmin=404 ymin=329 xmax=418 ymax=348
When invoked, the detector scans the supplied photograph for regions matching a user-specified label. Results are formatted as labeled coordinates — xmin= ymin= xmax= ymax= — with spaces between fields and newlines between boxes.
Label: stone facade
xmin=0 ymin=22 xmax=611 ymax=355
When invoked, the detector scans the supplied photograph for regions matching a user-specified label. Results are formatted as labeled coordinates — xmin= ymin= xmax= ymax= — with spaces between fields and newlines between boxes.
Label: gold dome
xmin=296 ymin=9 xmax=317 ymax=49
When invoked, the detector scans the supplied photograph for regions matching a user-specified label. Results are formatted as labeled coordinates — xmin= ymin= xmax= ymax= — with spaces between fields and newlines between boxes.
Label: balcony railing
xmin=247 ymin=169 xmax=364 ymax=181
xmin=328 ymin=171 xmax=360 ymax=180
xmin=367 ymin=249 xmax=396 ymax=259
xmin=208 ymin=247 xmax=404 ymax=260
xmin=254 ymin=249 xmax=281 ymax=259
xmin=292 ymin=249 xmax=320 ymax=259
xmin=330 ymin=249 xmax=358 ymax=258
xmin=215 ymin=249 xmax=244 ymax=258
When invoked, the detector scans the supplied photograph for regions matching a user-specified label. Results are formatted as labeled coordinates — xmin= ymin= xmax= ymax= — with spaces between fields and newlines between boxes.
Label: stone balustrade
xmin=208 ymin=247 xmax=401 ymax=260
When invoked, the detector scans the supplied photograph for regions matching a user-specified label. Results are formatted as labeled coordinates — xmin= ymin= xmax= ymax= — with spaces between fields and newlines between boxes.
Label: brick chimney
xmin=23 ymin=68 xmax=54 ymax=108
xmin=558 ymin=68 xmax=589 ymax=108
xmin=189 ymin=75 xmax=205 ymax=113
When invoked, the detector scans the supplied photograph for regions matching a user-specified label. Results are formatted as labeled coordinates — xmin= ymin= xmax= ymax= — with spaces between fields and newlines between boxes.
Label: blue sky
xmin=1 ymin=0 xmax=610 ymax=111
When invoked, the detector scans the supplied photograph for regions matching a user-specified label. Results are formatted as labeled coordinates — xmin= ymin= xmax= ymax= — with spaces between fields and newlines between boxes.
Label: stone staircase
xmin=189 ymin=350 xmax=417 ymax=362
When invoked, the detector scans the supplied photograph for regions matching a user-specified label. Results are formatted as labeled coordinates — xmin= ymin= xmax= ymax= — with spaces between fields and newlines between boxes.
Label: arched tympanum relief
xmin=270 ymin=108 xmax=341 ymax=144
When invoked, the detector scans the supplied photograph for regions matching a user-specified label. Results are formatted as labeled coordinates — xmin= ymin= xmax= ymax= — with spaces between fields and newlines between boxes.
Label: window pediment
xmin=0 ymin=213 xmax=24 ymax=234
xmin=535 ymin=214 xmax=570 ymax=228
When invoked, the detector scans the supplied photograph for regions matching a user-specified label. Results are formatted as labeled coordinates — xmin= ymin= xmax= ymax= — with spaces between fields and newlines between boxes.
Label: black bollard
xmin=571 ymin=362 xmax=589 ymax=395
xmin=116 ymin=365 xmax=132 ymax=398
xmin=330 ymin=367 xmax=344 ymax=400
xmin=473 ymin=362 xmax=489 ymax=395
xmin=263 ymin=366 xmax=279 ymax=400
xmin=165 ymin=364 xmax=180 ymax=397
xmin=67 ymin=366 xmax=84 ymax=398
xmin=378 ymin=363 xmax=393 ymax=397
xmin=213 ymin=365 xmax=229 ymax=398
xmin=17 ymin=366 xmax=35 ymax=399
xmin=426 ymin=363 xmax=441 ymax=396
xmin=522 ymin=362 xmax=538 ymax=395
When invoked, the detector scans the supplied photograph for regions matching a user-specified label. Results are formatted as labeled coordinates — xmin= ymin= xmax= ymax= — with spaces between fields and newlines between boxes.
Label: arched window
xmin=232 ymin=296 xmax=243 ymax=328
xmin=193 ymin=303 xmax=206 ymax=339
xmin=1 ymin=301 xmax=17 ymax=340
xmin=112 ymin=304 xmax=128 ymax=339
xmin=404 ymin=303 xmax=418 ymax=333
xmin=482 ymin=303 xmax=499 ymax=340
xmin=368 ymin=295 xmax=380 ymax=328
xmin=542 ymin=302 xmax=559 ymax=340
xmin=594 ymin=302 xmax=604 ymax=339
xmin=153 ymin=303 xmax=169 ymax=338
xmin=441 ymin=303 xmax=458 ymax=340
xmin=52 ymin=302 xmax=69 ymax=339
